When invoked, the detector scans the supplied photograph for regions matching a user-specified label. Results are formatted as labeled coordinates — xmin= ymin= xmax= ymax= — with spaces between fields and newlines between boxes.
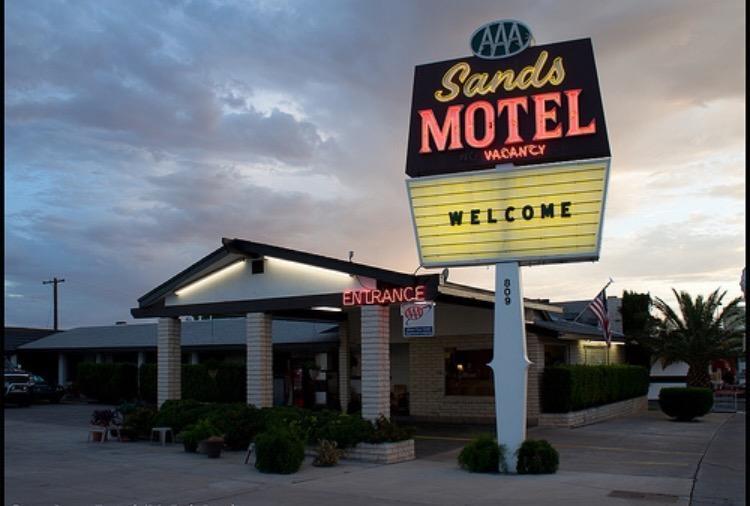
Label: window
xmin=444 ymin=348 xmax=494 ymax=396
xmin=544 ymin=344 xmax=567 ymax=366
xmin=584 ymin=346 xmax=606 ymax=365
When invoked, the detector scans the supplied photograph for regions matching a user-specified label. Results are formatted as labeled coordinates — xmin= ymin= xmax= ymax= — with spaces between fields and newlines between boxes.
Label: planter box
xmin=305 ymin=440 xmax=415 ymax=465
xmin=539 ymin=395 xmax=648 ymax=428
xmin=345 ymin=440 xmax=415 ymax=464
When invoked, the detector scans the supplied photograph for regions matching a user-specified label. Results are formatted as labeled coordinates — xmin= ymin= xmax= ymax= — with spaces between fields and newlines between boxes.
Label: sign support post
xmin=489 ymin=261 xmax=530 ymax=473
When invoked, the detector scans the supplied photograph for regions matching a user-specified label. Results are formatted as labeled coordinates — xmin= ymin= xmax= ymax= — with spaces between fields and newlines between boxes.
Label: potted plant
xmin=180 ymin=418 xmax=217 ymax=453
xmin=202 ymin=435 xmax=225 ymax=458
xmin=90 ymin=409 xmax=116 ymax=442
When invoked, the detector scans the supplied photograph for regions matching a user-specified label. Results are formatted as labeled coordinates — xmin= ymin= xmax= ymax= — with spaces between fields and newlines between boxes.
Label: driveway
xmin=4 ymin=403 xmax=744 ymax=505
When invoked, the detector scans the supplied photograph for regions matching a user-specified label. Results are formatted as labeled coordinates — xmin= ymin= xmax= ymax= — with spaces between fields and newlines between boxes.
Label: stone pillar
xmin=361 ymin=305 xmax=390 ymax=421
xmin=57 ymin=353 xmax=67 ymax=386
xmin=338 ymin=322 xmax=350 ymax=412
xmin=246 ymin=313 xmax=273 ymax=408
xmin=137 ymin=351 xmax=145 ymax=368
xmin=158 ymin=317 xmax=182 ymax=407
xmin=190 ymin=352 xmax=200 ymax=365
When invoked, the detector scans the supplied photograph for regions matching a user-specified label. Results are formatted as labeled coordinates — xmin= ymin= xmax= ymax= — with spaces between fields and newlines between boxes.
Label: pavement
xmin=3 ymin=403 xmax=745 ymax=506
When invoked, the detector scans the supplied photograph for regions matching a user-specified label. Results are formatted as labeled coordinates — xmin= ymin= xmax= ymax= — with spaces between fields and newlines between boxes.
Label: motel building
xmin=17 ymin=237 xmax=625 ymax=425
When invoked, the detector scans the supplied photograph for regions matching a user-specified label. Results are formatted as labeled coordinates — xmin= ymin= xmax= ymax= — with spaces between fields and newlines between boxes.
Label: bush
xmin=180 ymin=418 xmax=221 ymax=451
xmin=76 ymin=362 xmax=138 ymax=403
xmin=136 ymin=363 xmax=245 ymax=403
xmin=542 ymin=364 xmax=649 ymax=413
xmin=123 ymin=407 xmax=157 ymax=439
xmin=658 ymin=387 xmax=713 ymax=421
xmin=458 ymin=435 xmax=506 ymax=473
xmin=313 ymin=439 xmax=343 ymax=467
xmin=206 ymin=404 xmax=263 ymax=450
xmin=516 ymin=440 xmax=559 ymax=474
xmin=315 ymin=413 xmax=373 ymax=449
xmin=154 ymin=399 xmax=215 ymax=434
xmin=139 ymin=364 xmax=157 ymax=402
xmin=254 ymin=428 xmax=306 ymax=474
xmin=365 ymin=416 xmax=415 ymax=444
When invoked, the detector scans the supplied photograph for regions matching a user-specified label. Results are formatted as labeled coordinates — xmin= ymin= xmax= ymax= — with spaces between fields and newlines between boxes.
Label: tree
xmin=620 ymin=291 xmax=660 ymax=367
xmin=647 ymin=288 xmax=744 ymax=387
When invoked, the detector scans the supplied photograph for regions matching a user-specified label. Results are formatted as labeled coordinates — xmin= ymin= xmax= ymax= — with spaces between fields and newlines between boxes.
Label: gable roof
xmin=136 ymin=237 xmax=436 ymax=310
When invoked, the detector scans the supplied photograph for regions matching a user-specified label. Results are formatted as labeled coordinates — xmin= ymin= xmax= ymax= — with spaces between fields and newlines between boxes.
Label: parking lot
xmin=4 ymin=403 xmax=744 ymax=505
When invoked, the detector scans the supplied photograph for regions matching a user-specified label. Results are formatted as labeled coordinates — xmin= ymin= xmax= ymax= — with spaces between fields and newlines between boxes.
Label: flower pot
xmin=183 ymin=440 xmax=198 ymax=453
xmin=203 ymin=441 xmax=223 ymax=458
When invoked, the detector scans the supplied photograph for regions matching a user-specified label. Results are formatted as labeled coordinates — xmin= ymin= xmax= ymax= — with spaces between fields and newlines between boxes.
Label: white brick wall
xmin=361 ymin=305 xmax=390 ymax=421
xmin=539 ymin=395 xmax=647 ymax=428
xmin=157 ymin=317 xmax=181 ymax=407
xmin=338 ymin=321 xmax=350 ymax=412
xmin=246 ymin=312 xmax=272 ymax=408
xmin=408 ymin=332 xmax=543 ymax=425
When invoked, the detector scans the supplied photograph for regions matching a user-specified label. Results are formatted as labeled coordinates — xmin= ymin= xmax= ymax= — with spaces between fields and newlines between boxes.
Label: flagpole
xmin=572 ymin=278 xmax=614 ymax=322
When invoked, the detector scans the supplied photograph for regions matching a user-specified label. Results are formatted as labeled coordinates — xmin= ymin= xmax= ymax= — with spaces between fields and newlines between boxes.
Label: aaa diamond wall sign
xmin=406 ymin=158 xmax=610 ymax=267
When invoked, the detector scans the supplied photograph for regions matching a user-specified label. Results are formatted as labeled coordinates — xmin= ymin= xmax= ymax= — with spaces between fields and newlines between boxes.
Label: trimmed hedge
xmin=658 ymin=387 xmax=713 ymax=421
xmin=137 ymin=363 xmax=246 ymax=403
xmin=542 ymin=364 xmax=649 ymax=413
xmin=76 ymin=362 xmax=138 ymax=403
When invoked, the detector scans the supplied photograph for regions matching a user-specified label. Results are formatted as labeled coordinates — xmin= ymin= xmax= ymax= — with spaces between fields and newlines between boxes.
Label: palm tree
xmin=647 ymin=288 xmax=745 ymax=388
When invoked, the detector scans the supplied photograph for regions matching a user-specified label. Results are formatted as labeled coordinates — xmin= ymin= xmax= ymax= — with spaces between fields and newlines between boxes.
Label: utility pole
xmin=42 ymin=277 xmax=65 ymax=330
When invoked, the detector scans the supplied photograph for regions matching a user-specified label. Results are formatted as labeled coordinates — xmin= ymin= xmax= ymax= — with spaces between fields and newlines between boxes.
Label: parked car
xmin=4 ymin=370 xmax=33 ymax=407
xmin=28 ymin=374 xmax=65 ymax=403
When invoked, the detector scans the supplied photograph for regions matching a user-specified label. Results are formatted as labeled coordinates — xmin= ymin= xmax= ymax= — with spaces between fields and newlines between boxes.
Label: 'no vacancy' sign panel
xmin=407 ymin=158 xmax=610 ymax=268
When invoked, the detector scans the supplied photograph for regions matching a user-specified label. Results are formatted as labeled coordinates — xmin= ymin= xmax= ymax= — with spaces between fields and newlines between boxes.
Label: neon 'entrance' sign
xmin=342 ymin=286 xmax=426 ymax=306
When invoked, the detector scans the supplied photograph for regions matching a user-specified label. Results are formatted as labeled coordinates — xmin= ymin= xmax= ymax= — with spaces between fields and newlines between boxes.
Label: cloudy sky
xmin=5 ymin=0 xmax=745 ymax=328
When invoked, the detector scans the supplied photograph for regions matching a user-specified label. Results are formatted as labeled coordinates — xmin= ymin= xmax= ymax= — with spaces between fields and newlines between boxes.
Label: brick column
xmin=338 ymin=322 xmax=350 ymax=412
xmin=246 ymin=312 xmax=273 ymax=408
xmin=525 ymin=332 xmax=543 ymax=426
xmin=361 ymin=305 xmax=390 ymax=421
xmin=158 ymin=317 xmax=182 ymax=407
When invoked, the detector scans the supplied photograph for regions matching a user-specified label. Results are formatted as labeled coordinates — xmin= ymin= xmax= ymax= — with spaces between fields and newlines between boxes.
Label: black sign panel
xmin=405 ymin=38 xmax=609 ymax=178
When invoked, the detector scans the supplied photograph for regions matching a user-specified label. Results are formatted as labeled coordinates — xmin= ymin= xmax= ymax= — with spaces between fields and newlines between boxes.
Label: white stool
xmin=150 ymin=427 xmax=174 ymax=446
xmin=87 ymin=426 xmax=108 ymax=443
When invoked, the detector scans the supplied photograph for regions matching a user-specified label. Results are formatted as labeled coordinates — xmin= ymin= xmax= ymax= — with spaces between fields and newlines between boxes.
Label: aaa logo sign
xmin=406 ymin=158 xmax=610 ymax=267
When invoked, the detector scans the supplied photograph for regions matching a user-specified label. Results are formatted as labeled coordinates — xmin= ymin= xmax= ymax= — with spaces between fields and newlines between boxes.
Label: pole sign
xmin=406 ymin=38 xmax=609 ymax=178
xmin=407 ymin=158 xmax=610 ymax=267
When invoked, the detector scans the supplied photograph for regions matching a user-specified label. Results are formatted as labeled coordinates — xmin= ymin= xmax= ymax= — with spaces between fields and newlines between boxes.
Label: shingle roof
xmin=18 ymin=318 xmax=338 ymax=351
xmin=4 ymin=327 xmax=59 ymax=352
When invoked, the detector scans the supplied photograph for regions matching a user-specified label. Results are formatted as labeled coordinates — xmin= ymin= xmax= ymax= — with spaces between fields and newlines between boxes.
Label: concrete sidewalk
xmin=3 ymin=404 xmax=745 ymax=505
xmin=692 ymin=412 xmax=745 ymax=505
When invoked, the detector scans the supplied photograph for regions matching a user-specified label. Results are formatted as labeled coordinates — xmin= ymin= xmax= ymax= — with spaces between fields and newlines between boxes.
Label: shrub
xmin=123 ymin=407 xmax=157 ymax=439
xmin=315 ymin=413 xmax=373 ymax=449
xmin=206 ymin=404 xmax=263 ymax=450
xmin=180 ymin=418 xmax=221 ymax=451
xmin=516 ymin=440 xmax=559 ymax=474
xmin=76 ymin=363 xmax=138 ymax=403
xmin=139 ymin=364 xmax=157 ymax=402
xmin=313 ymin=439 xmax=343 ymax=467
xmin=658 ymin=387 xmax=713 ymax=421
xmin=542 ymin=364 xmax=649 ymax=413
xmin=154 ymin=399 xmax=215 ymax=434
xmin=458 ymin=435 xmax=506 ymax=473
xmin=365 ymin=416 xmax=415 ymax=444
xmin=254 ymin=428 xmax=306 ymax=474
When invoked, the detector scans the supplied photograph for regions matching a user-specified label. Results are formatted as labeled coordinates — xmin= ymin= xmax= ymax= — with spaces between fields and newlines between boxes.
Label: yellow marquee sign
xmin=406 ymin=158 xmax=610 ymax=267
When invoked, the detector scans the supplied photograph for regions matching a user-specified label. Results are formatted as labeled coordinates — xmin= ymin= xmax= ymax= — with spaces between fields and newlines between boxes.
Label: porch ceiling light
xmin=174 ymin=259 xmax=246 ymax=296
xmin=311 ymin=306 xmax=343 ymax=312
xmin=266 ymin=256 xmax=355 ymax=280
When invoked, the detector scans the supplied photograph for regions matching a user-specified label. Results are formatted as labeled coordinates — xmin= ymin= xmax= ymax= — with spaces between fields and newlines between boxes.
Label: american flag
xmin=589 ymin=289 xmax=611 ymax=345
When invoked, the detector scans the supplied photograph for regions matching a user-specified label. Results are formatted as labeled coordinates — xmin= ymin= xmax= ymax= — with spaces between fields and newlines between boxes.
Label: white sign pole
xmin=489 ymin=261 xmax=530 ymax=473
